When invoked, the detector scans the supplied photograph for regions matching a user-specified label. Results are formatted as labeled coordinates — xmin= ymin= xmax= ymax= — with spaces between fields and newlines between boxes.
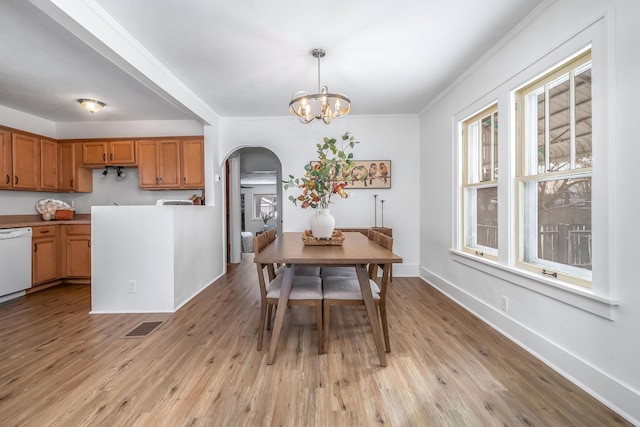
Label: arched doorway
xmin=224 ymin=146 xmax=282 ymax=264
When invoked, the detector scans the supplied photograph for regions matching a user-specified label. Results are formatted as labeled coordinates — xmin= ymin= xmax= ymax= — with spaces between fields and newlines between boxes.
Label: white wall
xmin=219 ymin=115 xmax=420 ymax=277
xmin=419 ymin=0 xmax=639 ymax=423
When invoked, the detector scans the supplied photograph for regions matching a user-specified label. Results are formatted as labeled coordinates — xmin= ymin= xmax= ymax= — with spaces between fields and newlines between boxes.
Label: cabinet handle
xmin=33 ymin=243 xmax=37 ymax=253
xmin=110 ymin=153 xmax=113 ymax=161
xmin=70 ymin=179 xmax=74 ymax=188
xmin=40 ymin=230 xmax=50 ymax=234
xmin=88 ymin=239 xmax=91 ymax=248
xmin=15 ymin=176 xmax=18 ymax=185
xmin=5 ymin=174 xmax=8 ymax=184
xmin=159 ymin=177 xmax=163 ymax=185
xmin=183 ymin=176 xmax=186 ymax=185
xmin=155 ymin=177 xmax=159 ymax=185
xmin=103 ymin=153 xmax=106 ymax=161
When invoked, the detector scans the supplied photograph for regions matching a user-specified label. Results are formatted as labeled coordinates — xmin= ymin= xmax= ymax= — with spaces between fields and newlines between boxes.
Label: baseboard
xmin=419 ymin=266 xmax=639 ymax=426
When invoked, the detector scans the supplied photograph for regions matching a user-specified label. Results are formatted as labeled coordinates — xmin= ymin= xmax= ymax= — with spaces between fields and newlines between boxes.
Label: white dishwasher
xmin=0 ymin=227 xmax=32 ymax=303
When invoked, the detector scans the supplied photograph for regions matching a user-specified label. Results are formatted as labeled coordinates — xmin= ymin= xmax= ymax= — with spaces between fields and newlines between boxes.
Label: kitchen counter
xmin=0 ymin=214 xmax=91 ymax=229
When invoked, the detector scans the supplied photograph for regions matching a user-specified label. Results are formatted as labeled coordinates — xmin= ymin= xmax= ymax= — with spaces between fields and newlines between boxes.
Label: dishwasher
xmin=0 ymin=227 xmax=32 ymax=303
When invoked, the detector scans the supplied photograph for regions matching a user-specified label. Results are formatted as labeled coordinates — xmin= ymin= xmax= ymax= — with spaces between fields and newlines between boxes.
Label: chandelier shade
xmin=77 ymin=98 xmax=105 ymax=113
xmin=289 ymin=49 xmax=351 ymax=124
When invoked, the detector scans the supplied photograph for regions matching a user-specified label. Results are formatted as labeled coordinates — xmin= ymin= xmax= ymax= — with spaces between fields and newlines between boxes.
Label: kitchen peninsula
xmin=91 ymin=205 xmax=219 ymax=313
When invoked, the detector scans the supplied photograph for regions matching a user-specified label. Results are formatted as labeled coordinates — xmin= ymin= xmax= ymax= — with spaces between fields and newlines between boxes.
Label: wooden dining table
xmin=253 ymin=231 xmax=403 ymax=366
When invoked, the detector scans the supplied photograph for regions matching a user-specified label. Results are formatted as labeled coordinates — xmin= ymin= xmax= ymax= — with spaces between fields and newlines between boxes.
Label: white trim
xmin=450 ymin=249 xmax=617 ymax=319
xmin=417 ymin=267 xmax=638 ymax=426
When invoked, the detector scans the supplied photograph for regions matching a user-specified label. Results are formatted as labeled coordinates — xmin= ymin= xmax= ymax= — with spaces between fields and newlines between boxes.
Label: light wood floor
xmin=0 ymin=254 xmax=630 ymax=426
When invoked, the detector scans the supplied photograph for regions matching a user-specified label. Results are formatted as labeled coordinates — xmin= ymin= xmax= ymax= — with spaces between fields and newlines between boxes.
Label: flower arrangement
xmin=284 ymin=132 xmax=366 ymax=209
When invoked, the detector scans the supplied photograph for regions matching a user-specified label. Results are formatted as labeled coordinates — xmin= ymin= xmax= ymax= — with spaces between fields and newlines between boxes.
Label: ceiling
xmin=0 ymin=0 xmax=546 ymax=124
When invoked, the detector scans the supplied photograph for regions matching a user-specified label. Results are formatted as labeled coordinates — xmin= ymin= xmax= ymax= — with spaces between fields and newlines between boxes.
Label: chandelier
xmin=289 ymin=49 xmax=351 ymax=124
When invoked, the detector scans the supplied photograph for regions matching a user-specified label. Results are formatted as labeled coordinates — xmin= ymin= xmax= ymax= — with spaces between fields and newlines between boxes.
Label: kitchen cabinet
xmin=0 ymin=128 xmax=11 ymax=189
xmin=11 ymin=131 xmax=40 ymax=190
xmin=40 ymin=138 xmax=58 ymax=191
xmin=138 ymin=139 xmax=181 ymax=188
xmin=81 ymin=140 xmax=136 ymax=167
xmin=62 ymin=224 xmax=91 ymax=280
xmin=58 ymin=142 xmax=92 ymax=192
xmin=32 ymin=225 xmax=59 ymax=286
xmin=180 ymin=138 xmax=204 ymax=189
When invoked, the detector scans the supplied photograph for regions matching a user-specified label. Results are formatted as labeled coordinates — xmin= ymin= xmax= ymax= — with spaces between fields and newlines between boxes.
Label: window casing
xmin=516 ymin=50 xmax=592 ymax=287
xmin=252 ymin=194 xmax=277 ymax=220
xmin=462 ymin=104 xmax=499 ymax=260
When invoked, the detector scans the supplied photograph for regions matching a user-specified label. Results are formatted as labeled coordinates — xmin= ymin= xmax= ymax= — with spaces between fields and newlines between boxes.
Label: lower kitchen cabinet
xmin=62 ymin=224 xmax=91 ymax=281
xmin=32 ymin=225 xmax=59 ymax=286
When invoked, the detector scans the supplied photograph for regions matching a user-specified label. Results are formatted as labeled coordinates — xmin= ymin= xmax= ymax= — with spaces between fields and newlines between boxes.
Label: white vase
xmin=309 ymin=208 xmax=335 ymax=238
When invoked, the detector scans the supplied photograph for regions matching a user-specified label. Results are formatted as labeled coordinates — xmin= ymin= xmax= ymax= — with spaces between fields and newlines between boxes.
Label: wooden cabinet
xmin=58 ymin=142 xmax=92 ymax=192
xmin=81 ymin=140 xmax=136 ymax=167
xmin=138 ymin=138 xmax=204 ymax=190
xmin=138 ymin=139 xmax=181 ymax=188
xmin=0 ymin=128 xmax=11 ymax=189
xmin=32 ymin=225 xmax=59 ymax=286
xmin=62 ymin=225 xmax=91 ymax=280
xmin=40 ymin=138 xmax=58 ymax=191
xmin=181 ymin=138 xmax=204 ymax=189
xmin=11 ymin=132 xmax=40 ymax=190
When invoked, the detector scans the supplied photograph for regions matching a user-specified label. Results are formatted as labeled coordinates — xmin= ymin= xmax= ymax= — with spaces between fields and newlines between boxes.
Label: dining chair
xmin=253 ymin=234 xmax=323 ymax=353
xmin=320 ymin=228 xmax=380 ymax=279
xmin=264 ymin=228 xmax=321 ymax=277
xmin=322 ymin=232 xmax=394 ymax=353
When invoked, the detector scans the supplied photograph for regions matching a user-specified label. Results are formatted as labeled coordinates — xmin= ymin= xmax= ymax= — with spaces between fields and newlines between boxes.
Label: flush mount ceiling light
xmin=77 ymin=98 xmax=105 ymax=113
xmin=289 ymin=49 xmax=351 ymax=124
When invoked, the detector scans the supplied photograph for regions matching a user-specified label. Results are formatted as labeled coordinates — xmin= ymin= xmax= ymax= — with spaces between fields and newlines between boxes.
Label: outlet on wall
xmin=128 ymin=280 xmax=137 ymax=293
xmin=501 ymin=295 xmax=509 ymax=312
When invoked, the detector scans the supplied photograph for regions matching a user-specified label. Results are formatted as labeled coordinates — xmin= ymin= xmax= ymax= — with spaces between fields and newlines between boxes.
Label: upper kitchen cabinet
xmin=81 ymin=140 xmax=136 ymax=167
xmin=11 ymin=131 xmax=40 ymax=190
xmin=0 ymin=129 xmax=11 ymax=189
xmin=180 ymin=138 xmax=204 ymax=189
xmin=58 ymin=142 xmax=92 ymax=192
xmin=138 ymin=139 xmax=181 ymax=189
xmin=40 ymin=137 xmax=58 ymax=191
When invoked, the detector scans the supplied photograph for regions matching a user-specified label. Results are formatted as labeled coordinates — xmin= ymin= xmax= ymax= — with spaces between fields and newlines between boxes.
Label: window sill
xmin=450 ymin=249 xmax=619 ymax=319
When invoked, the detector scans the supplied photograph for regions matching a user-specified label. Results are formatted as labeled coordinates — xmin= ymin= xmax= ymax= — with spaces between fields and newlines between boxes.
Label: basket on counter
xmin=301 ymin=229 xmax=345 ymax=246
xmin=54 ymin=209 xmax=75 ymax=220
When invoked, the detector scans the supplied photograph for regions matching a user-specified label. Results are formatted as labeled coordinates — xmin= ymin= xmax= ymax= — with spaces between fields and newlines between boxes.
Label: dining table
xmin=253 ymin=231 xmax=403 ymax=366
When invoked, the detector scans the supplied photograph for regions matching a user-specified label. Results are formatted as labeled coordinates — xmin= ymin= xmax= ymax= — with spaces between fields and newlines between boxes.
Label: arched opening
xmin=224 ymin=146 xmax=282 ymax=264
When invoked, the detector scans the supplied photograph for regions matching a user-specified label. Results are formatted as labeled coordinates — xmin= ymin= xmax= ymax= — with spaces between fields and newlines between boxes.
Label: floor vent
xmin=123 ymin=321 xmax=163 ymax=338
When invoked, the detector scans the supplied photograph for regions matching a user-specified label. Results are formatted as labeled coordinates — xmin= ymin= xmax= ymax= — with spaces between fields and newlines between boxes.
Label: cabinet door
xmin=32 ymin=236 xmax=58 ymax=285
xmin=181 ymin=138 xmax=204 ymax=189
xmin=40 ymin=138 xmax=58 ymax=190
xmin=82 ymin=142 xmax=108 ymax=166
xmin=109 ymin=140 xmax=136 ymax=165
xmin=58 ymin=143 xmax=92 ymax=192
xmin=138 ymin=140 xmax=159 ymax=188
xmin=158 ymin=139 xmax=181 ymax=188
xmin=65 ymin=235 xmax=91 ymax=278
xmin=12 ymin=132 xmax=40 ymax=189
xmin=0 ymin=129 xmax=11 ymax=189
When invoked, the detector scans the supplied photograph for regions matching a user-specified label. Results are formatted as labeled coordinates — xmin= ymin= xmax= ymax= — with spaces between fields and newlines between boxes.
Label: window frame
xmin=515 ymin=50 xmax=593 ymax=288
xmin=252 ymin=194 xmax=277 ymax=221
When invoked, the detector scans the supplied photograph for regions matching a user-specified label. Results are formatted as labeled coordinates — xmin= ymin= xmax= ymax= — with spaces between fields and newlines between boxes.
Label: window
xmin=253 ymin=194 xmax=277 ymax=220
xmin=462 ymin=104 xmax=499 ymax=260
xmin=516 ymin=50 xmax=592 ymax=287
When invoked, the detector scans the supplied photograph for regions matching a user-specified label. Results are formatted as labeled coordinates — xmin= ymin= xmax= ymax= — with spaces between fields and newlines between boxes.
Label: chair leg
xmin=316 ymin=302 xmax=323 ymax=354
xmin=323 ymin=301 xmax=331 ymax=354
xmin=258 ymin=301 xmax=266 ymax=351
xmin=266 ymin=304 xmax=273 ymax=331
xmin=379 ymin=301 xmax=390 ymax=352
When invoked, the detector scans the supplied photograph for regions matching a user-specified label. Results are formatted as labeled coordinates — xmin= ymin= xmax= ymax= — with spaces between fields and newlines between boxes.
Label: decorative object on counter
xmin=284 ymin=133 xmax=366 ymax=238
xmin=260 ymin=211 xmax=273 ymax=231
xmin=54 ymin=209 xmax=75 ymax=220
xmin=77 ymin=98 xmax=105 ymax=113
xmin=36 ymin=199 xmax=73 ymax=221
xmin=301 ymin=229 xmax=345 ymax=246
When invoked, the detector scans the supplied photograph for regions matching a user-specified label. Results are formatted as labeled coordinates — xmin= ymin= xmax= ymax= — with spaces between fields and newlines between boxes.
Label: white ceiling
xmin=0 ymin=0 xmax=546 ymax=124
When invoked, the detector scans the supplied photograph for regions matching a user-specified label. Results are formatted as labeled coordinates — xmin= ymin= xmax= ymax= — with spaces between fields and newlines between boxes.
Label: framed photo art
xmin=347 ymin=160 xmax=391 ymax=189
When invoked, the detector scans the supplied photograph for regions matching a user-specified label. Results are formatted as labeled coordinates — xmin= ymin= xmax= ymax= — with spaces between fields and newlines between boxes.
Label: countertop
xmin=0 ymin=214 xmax=91 ymax=229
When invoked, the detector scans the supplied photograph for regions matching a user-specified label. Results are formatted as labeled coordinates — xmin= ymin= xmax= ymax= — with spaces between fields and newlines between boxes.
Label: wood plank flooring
xmin=0 ymin=254 xmax=630 ymax=426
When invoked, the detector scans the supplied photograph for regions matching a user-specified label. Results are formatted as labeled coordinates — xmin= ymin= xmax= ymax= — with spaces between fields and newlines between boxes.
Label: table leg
xmin=267 ymin=264 xmax=295 ymax=364
xmin=356 ymin=264 xmax=387 ymax=367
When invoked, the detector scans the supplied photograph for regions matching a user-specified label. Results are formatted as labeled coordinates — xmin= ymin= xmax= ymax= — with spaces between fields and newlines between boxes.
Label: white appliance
xmin=156 ymin=199 xmax=194 ymax=206
xmin=0 ymin=227 xmax=32 ymax=303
